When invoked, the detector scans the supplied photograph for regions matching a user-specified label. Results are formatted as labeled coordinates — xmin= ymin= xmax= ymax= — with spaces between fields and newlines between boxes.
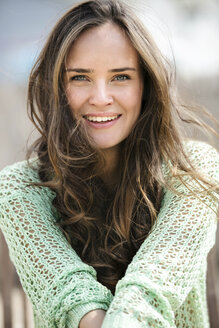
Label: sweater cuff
xmin=67 ymin=302 xmax=109 ymax=328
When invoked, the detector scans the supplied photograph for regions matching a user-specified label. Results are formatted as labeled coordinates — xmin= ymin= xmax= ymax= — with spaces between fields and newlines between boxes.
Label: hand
xmin=79 ymin=309 xmax=106 ymax=328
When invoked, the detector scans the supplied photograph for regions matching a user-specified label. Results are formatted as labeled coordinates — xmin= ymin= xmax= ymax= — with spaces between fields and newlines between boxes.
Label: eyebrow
xmin=66 ymin=68 xmax=93 ymax=73
xmin=109 ymin=67 xmax=136 ymax=72
xmin=65 ymin=67 xmax=136 ymax=73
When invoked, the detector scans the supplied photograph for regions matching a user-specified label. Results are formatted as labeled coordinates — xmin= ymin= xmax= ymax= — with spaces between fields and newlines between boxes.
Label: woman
xmin=0 ymin=0 xmax=219 ymax=327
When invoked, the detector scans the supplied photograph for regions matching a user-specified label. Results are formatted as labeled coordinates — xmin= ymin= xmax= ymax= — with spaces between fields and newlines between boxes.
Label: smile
xmin=84 ymin=114 xmax=121 ymax=122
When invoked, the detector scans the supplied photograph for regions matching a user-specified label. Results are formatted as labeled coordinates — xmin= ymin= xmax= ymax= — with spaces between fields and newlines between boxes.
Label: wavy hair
xmin=27 ymin=0 xmax=219 ymax=294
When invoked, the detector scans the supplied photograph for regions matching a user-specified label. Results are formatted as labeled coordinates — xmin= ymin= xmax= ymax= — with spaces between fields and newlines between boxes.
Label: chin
xmin=93 ymin=140 xmax=118 ymax=150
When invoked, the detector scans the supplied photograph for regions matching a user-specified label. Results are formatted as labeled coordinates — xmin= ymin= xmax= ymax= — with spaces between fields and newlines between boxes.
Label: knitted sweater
xmin=0 ymin=140 xmax=218 ymax=328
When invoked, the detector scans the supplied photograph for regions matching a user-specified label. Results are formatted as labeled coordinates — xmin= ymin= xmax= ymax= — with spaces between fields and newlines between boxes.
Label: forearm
xmin=79 ymin=309 xmax=106 ymax=328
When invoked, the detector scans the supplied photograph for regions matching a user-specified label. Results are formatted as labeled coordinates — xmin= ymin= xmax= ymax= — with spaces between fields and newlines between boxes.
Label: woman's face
xmin=65 ymin=22 xmax=143 ymax=150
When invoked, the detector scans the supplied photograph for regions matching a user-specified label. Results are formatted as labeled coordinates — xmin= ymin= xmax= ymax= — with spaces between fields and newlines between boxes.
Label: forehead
xmin=66 ymin=22 xmax=140 ymax=68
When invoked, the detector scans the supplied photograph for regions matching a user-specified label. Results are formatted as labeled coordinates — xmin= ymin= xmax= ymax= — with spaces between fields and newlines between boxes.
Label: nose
xmin=88 ymin=81 xmax=113 ymax=107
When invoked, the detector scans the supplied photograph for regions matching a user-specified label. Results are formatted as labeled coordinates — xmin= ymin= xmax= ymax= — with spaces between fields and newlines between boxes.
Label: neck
xmin=100 ymin=146 xmax=120 ymax=190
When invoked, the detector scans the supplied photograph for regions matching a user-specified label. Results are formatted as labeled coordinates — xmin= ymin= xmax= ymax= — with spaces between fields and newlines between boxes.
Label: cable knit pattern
xmin=0 ymin=140 xmax=219 ymax=328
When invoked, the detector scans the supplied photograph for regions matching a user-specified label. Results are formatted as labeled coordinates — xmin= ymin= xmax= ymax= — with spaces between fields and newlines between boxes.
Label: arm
xmin=0 ymin=160 xmax=112 ymax=328
xmin=102 ymin=141 xmax=219 ymax=328
xmin=79 ymin=309 xmax=106 ymax=328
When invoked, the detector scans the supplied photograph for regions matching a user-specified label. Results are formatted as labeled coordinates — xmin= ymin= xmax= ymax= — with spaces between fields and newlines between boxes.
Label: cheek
xmin=65 ymin=87 xmax=85 ymax=114
xmin=121 ymin=86 xmax=142 ymax=115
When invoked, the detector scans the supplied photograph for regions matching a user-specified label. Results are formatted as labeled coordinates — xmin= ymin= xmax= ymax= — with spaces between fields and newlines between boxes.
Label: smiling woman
xmin=65 ymin=22 xmax=143 ymax=151
xmin=0 ymin=0 xmax=219 ymax=328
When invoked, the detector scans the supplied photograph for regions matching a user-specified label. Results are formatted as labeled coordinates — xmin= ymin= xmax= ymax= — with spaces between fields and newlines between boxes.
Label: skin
xmin=79 ymin=309 xmax=106 ymax=328
xmin=65 ymin=22 xmax=144 ymax=327
xmin=65 ymin=22 xmax=144 ymax=186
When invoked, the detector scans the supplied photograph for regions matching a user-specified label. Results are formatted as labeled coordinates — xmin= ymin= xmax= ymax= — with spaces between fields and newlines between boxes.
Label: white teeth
xmin=86 ymin=115 xmax=119 ymax=122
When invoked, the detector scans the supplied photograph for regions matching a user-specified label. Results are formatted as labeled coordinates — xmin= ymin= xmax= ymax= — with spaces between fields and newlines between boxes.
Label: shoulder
xmin=183 ymin=139 xmax=219 ymax=179
xmin=0 ymin=158 xmax=40 ymax=188
xmin=183 ymin=139 xmax=219 ymax=160
xmin=0 ymin=158 xmax=55 ymax=200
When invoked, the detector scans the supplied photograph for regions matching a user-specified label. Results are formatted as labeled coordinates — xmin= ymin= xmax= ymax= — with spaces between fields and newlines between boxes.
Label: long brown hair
xmin=27 ymin=0 xmax=219 ymax=294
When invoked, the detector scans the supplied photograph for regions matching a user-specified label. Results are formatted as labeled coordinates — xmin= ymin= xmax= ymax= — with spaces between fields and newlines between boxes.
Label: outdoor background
xmin=0 ymin=0 xmax=219 ymax=327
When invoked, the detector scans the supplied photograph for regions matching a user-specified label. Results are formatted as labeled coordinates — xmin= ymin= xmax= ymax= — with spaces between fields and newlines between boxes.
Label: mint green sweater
xmin=0 ymin=140 xmax=219 ymax=328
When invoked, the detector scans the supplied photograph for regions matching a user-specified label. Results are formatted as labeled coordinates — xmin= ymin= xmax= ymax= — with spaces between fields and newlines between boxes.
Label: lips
xmin=84 ymin=114 xmax=120 ymax=122
xmin=83 ymin=113 xmax=121 ymax=128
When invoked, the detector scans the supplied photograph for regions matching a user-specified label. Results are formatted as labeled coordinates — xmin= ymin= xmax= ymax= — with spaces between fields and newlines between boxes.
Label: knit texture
xmin=0 ymin=140 xmax=219 ymax=328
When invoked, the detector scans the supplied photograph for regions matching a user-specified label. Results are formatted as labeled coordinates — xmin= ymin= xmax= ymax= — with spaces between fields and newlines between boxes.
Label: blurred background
xmin=0 ymin=0 xmax=218 ymax=327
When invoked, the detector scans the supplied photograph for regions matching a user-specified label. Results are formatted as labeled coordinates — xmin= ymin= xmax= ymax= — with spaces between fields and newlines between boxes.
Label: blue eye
xmin=70 ymin=75 xmax=87 ymax=81
xmin=114 ymin=74 xmax=130 ymax=81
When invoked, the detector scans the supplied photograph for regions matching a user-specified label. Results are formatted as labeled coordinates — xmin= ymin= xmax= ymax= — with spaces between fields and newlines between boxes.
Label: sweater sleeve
xmin=0 ymin=160 xmax=113 ymax=328
xmin=102 ymin=141 xmax=219 ymax=328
